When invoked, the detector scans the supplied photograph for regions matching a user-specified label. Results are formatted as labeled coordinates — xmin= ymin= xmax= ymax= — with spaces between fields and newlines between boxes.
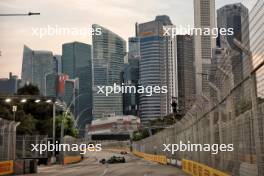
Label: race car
xmin=99 ymin=156 xmax=126 ymax=164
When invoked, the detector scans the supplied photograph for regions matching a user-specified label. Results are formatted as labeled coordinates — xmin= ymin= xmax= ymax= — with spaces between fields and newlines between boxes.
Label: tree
xmin=55 ymin=114 xmax=78 ymax=138
xmin=16 ymin=85 xmax=53 ymax=135
xmin=0 ymin=99 xmax=37 ymax=134
xmin=16 ymin=111 xmax=37 ymax=135
xmin=1 ymin=84 xmax=78 ymax=138
xmin=132 ymin=129 xmax=150 ymax=141
xmin=17 ymin=84 xmax=40 ymax=95
xmin=0 ymin=102 xmax=12 ymax=120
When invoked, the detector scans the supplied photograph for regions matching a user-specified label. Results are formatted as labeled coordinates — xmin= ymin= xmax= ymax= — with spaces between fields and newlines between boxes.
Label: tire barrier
xmin=0 ymin=160 xmax=13 ymax=175
xmin=133 ymin=150 xmax=167 ymax=165
xmin=182 ymin=159 xmax=230 ymax=176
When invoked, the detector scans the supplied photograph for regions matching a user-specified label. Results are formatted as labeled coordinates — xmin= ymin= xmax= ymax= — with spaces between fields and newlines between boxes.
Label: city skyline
xmin=0 ymin=0 xmax=263 ymax=175
xmin=0 ymin=0 xmax=257 ymax=78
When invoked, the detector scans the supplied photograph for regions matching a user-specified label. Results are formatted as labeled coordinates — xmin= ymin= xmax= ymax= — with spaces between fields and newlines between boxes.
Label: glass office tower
xmin=193 ymin=0 xmax=216 ymax=97
xmin=92 ymin=24 xmax=126 ymax=119
xmin=217 ymin=3 xmax=250 ymax=101
xmin=138 ymin=15 xmax=177 ymax=122
xmin=21 ymin=45 xmax=54 ymax=95
xmin=62 ymin=42 xmax=93 ymax=133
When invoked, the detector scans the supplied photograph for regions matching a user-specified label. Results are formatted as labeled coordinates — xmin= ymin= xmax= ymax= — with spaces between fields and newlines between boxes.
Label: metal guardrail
xmin=16 ymin=135 xmax=48 ymax=159
xmin=132 ymin=1 xmax=264 ymax=175
xmin=0 ymin=118 xmax=20 ymax=161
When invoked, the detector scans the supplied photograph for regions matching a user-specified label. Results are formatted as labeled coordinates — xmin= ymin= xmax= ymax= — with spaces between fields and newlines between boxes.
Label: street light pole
xmin=60 ymin=93 xmax=90 ymax=140
xmin=74 ymin=107 xmax=92 ymax=128
xmin=51 ymin=102 xmax=56 ymax=163
xmin=12 ymin=105 xmax=17 ymax=121
xmin=0 ymin=12 xmax=40 ymax=16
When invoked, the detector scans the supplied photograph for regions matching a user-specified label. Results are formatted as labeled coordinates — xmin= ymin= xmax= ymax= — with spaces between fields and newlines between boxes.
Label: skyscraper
xmin=21 ymin=45 xmax=54 ymax=95
xmin=62 ymin=42 xmax=93 ymax=131
xmin=193 ymin=0 xmax=216 ymax=97
xmin=45 ymin=72 xmax=57 ymax=97
xmin=92 ymin=24 xmax=126 ymax=119
xmin=53 ymin=55 xmax=62 ymax=74
xmin=0 ymin=72 xmax=19 ymax=94
xmin=217 ymin=3 xmax=250 ymax=101
xmin=177 ymin=35 xmax=196 ymax=114
xmin=45 ymin=55 xmax=62 ymax=97
xmin=122 ymin=37 xmax=140 ymax=116
xmin=138 ymin=15 xmax=177 ymax=122
xmin=57 ymin=74 xmax=69 ymax=98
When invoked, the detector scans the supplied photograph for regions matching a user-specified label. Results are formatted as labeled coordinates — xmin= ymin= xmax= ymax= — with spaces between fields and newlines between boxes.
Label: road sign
xmin=12 ymin=106 xmax=17 ymax=112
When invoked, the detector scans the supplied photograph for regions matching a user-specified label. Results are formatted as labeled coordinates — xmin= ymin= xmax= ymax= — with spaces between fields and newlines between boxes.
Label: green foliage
xmin=150 ymin=113 xmax=176 ymax=126
xmin=17 ymin=84 xmax=40 ymax=95
xmin=0 ymin=103 xmax=12 ymax=120
xmin=132 ymin=128 xmax=150 ymax=141
xmin=16 ymin=111 xmax=37 ymax=135
xmin=132 ymin=113 xmax=185 ymax=141
xmin=55 ymin=114 xmax=78 ymax=138
xmin=0 ymin=84 xmax=78 ymax=138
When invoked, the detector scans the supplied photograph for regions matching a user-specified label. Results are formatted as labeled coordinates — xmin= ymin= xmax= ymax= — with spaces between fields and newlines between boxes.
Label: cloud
xmin=0 ymin=0 xmax=258 ymax=78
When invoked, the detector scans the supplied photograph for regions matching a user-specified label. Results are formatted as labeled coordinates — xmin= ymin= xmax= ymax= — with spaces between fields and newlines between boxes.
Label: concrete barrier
xmin=133 ymin=150 xmax=167 ymax=165
xmin=182 ymin=159 xmax=230 ymax=176
xmin=239 ymin=162 xmax=257 ymax=176
xmin=63 ymin=156 xmax=82 ymax=165
xmin=104 ymin=147 xmax=130 ymax=153
xmin=0 ymin=160 xmax=13 ymax=175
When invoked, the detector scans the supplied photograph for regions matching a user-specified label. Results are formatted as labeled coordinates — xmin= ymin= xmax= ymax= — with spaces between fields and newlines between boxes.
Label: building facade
xmin=88 ymin=115 xmax=140 ymax=135
xmin=53 ymin=55 xmax=62 ymax=74
xmin=62 ymin=42 xmax=93 ymax=131
xmin=45 ymin=72 xmax=57 ymax=97
xmin=21 ymin=45 xmax=54 ymax=95
xmin=138 ymin=15 xmax=177 ymax=122
xmin=0 ymin=72 xmax=19 ymax=94
xmin=92 ymin=24 xmax=126 ymax=119
xmin=122 ymin=37 xmax=140 ymax=116
xmin=64 ymin=78 xmax=79 ymax=118
xmin=217 ymin=3 xmax=250 ymax=101
xmin=177 ymin=35 xmax=196 ymax=114
xmin=193 ymin=0 xmax=216 ymax=97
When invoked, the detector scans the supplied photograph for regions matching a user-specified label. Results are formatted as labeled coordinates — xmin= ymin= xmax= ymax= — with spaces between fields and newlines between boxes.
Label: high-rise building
xmin=217 ymin=3 xmax=250 ymax=101
xmin=63 ymin=78 xmax=79 ymax=118
xmin=45 ymin=72 xmax=57 ymax=97
xmin=122 ymin=37 xmax=140 ymax=116
xmin=53 ymin=55 xmax=62 ymax=74
xmin=21 ymin=45 xmax=54 ymax=95
xmin=177 ymin=35 xmax=196 ymax=114
xmin=0 ymin=72 xmax=19 ymax=94
xmin=62 ymin=42 xmax=93 ymax=131
xmin=138 ymin=15 xmax=177 ymax=122
xmin=92 ymin=24 xmax=126 ymax=119
xmin=210 ymin=47 xmax=227 ymax=96
xmin=128 ymin=37 xmax=140 ymax=63
xmin=57 ymin=74 xmax=69 ymax=98
xmin=249 ymin=0 xmax=264 ymax=99
xmin=45 ymin=55 xmax=62 ymax=97
xmin=193 ymin=0 xmax=216 ymax=97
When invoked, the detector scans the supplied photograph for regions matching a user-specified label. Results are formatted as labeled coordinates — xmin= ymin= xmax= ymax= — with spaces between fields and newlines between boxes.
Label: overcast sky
xmin=0 ymin=0 xmax=257 ymax=78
